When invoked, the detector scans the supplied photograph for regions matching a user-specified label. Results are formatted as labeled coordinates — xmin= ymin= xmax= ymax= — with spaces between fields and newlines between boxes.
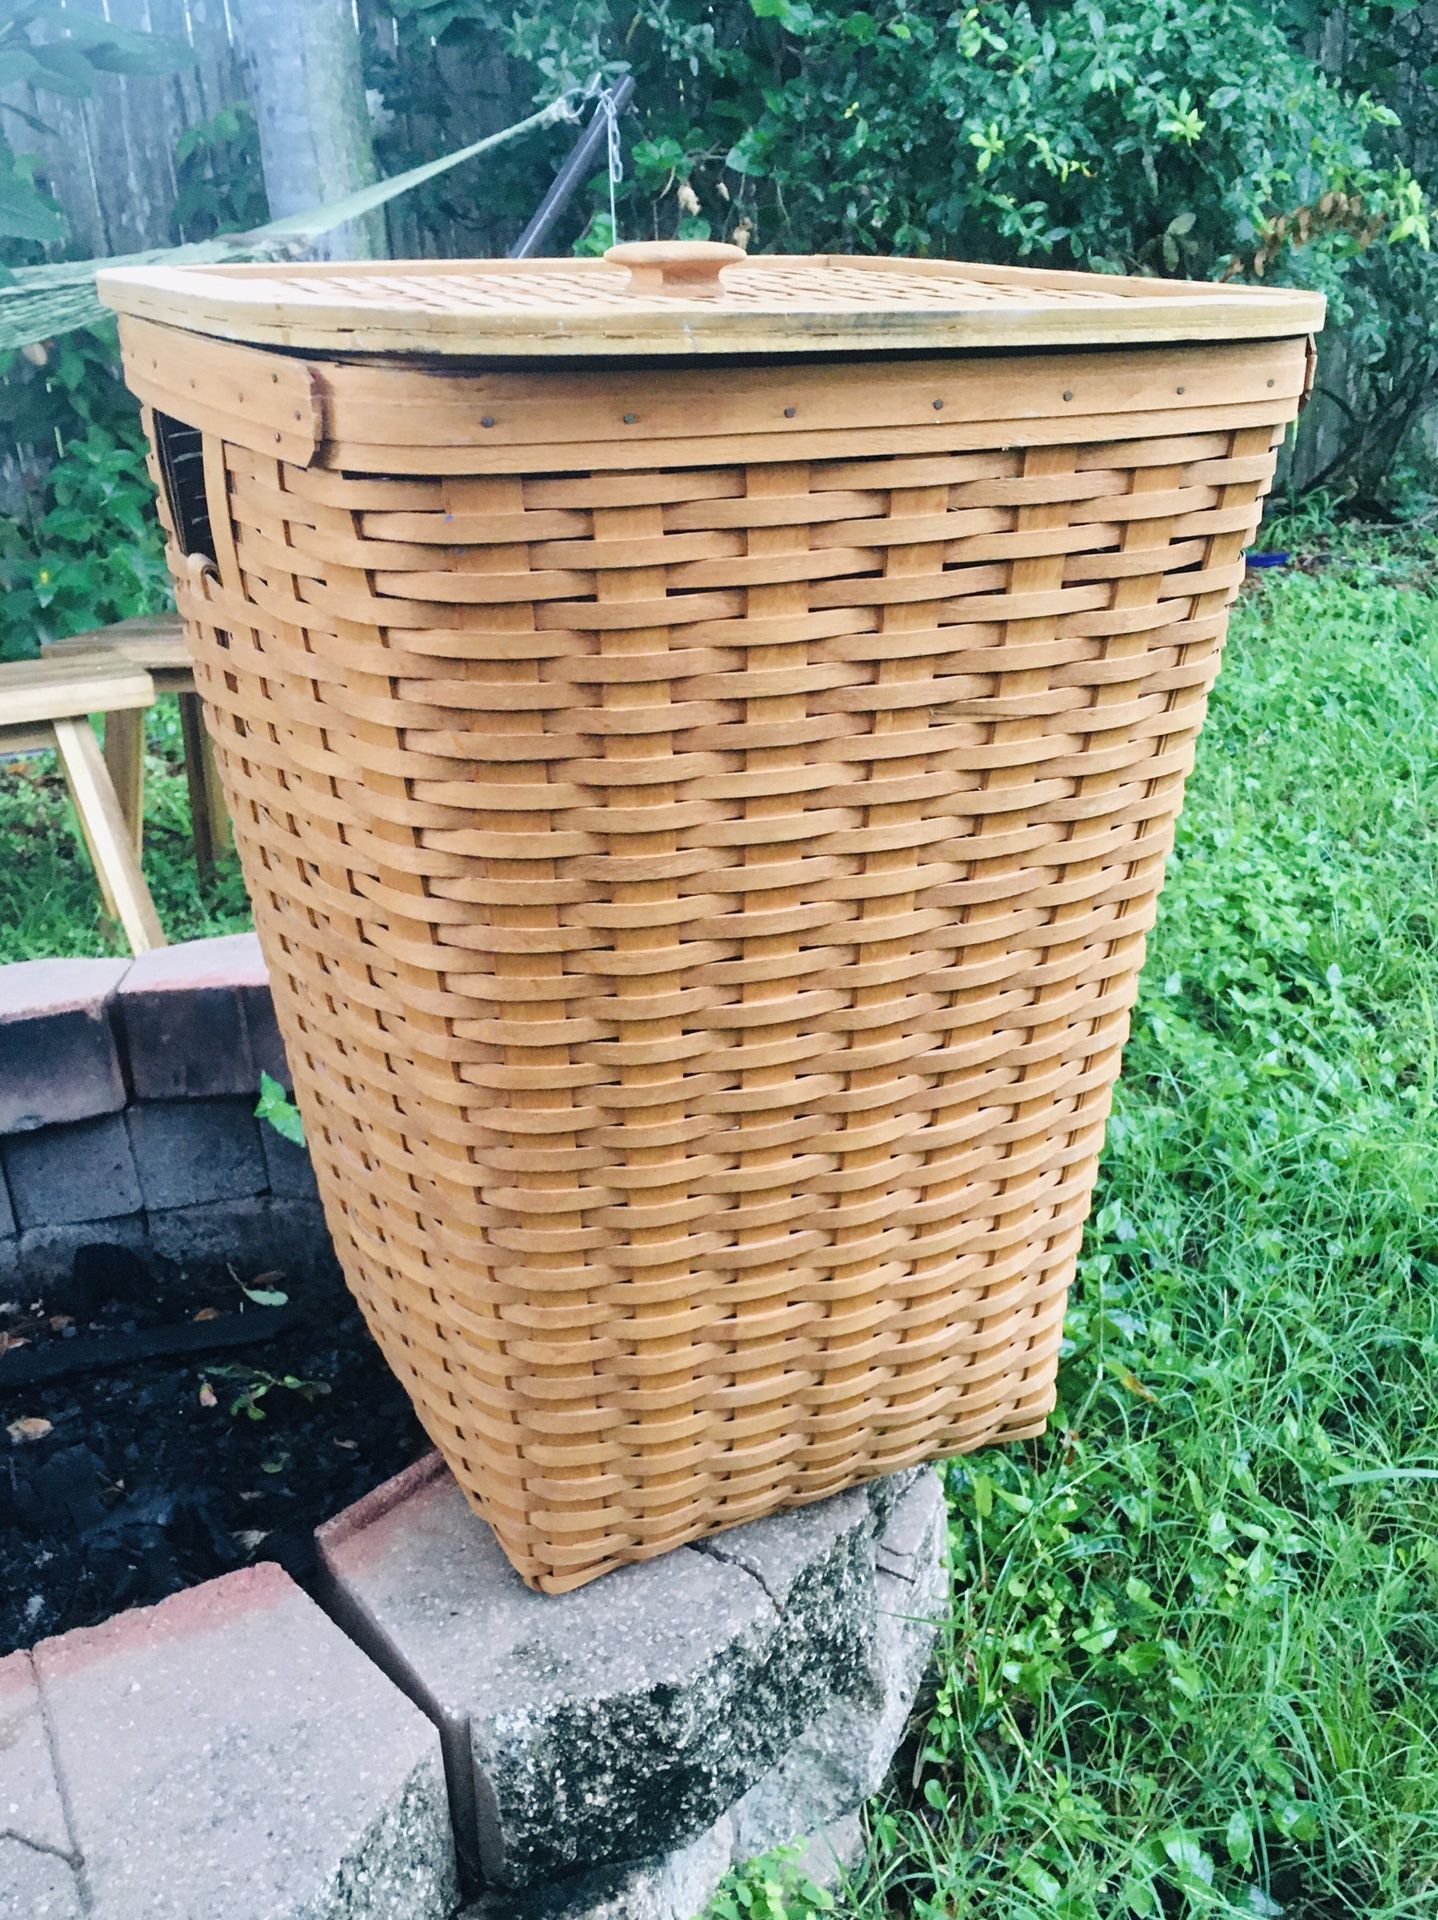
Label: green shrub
xmin=378 ymin=0 xmax=1433 ymax=503
xmin=0 ymin=327 xmax=170 ymax=662
xmin=389 ymin=1 xmax=1425 ymax=289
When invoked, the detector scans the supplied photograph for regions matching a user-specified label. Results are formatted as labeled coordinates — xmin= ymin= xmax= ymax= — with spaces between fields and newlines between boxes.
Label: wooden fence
xmin=0 ymin=0 xmax=532 ymax=263
xmin=1 ymin=0 xmax=246 ymax=261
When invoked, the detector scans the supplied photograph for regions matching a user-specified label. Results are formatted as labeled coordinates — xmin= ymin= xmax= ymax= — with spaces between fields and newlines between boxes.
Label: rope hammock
xmin=0 ymin=92 xmax=580 ymax=353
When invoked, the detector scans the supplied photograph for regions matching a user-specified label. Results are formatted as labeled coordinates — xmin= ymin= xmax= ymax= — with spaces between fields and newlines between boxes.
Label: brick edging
xmin=0 ymin=934 xmax=322 ymax=1287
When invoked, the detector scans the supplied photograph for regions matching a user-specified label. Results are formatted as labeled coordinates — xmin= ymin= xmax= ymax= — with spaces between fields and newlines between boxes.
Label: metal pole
xmin=508 ymin=74 xmax=636 ymax=260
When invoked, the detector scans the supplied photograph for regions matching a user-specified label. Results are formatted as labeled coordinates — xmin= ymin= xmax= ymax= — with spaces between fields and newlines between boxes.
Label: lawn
xmin=4 ymin=527 xmax=1437 ymax=1920
xmin=0 ymin=699 xmax=250 ymax=963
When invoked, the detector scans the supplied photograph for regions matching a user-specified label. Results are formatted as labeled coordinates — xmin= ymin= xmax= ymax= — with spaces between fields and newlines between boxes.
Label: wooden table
xmin=0 ymin=653 xmax=165 ymax=953
xmin=43 ymin=613 xmax=231 ymax=879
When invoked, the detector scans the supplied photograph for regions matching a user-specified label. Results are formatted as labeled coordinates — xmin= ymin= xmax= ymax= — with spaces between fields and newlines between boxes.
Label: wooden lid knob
xmin=605 ymin=240 xmax=747 ymax=296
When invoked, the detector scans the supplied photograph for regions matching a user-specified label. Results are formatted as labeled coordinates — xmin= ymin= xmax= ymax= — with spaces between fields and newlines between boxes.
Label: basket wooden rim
xmin=98 ymin=253 xmax=1325 ymax=360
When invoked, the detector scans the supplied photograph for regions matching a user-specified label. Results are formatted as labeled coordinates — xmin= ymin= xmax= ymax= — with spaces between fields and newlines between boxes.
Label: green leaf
xmin=0 ymin=174 xmax=65 ymax=243
xmin=36 ymin=14 xmax=190 ymax=73
xmin=0 ymin=49 xmax=46 ymax=88
xmin=1015 ymin=1859 xmax=1064 ymax=1904
xmin=29 ymin=40 xmax=98 ymax=92
xmin=255 ymin=1071 xmax=306 ymax=1147
xmin=1242 ymin=1890 xmax=1284 ymax=1919
xmin=240 ymin=1284 xmax=290 ymax=1308
xmin=1226 ymin=1808 xmax=1254 ymax=1866
xmin=1116 ymin=1639 xmax=1166 ymax=1677
xmin=1161 ymin=1833 xmax=1214 ymax=1887
xmin=1270 ymin=1795 xmax=1318 ymax=1843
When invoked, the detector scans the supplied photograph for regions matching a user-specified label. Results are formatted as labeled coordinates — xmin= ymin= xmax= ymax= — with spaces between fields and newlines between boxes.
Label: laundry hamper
xmin=100 ymin=246 xmax=1322 ymax=1591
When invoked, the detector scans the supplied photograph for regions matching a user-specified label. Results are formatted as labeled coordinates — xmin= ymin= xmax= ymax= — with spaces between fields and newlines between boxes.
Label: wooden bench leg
xmin=104 ymin=706 xmax=146 ymax=855
xmin=52 ymin=716 xmax=166 ymax=954
xmin=179 ymin=690 xmax=231 ymax=880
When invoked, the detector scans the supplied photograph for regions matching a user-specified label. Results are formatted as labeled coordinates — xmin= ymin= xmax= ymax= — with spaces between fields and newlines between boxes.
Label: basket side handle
xmin=118 ymin=316 xmax=323 ymax=466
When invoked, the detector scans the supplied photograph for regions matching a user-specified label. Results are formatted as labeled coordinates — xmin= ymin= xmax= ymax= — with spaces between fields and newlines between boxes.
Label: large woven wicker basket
xmin=101 ymin=247 xmax=1321 ymax=1591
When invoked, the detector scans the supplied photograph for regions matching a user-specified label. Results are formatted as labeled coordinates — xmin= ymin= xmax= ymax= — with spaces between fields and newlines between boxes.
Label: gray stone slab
xmin=0 ymin=1649 xmax=83 ymax=1920
xmin=696 ymin=1486 xmax=871 ymax=1610
xmin=0 ymin=1844 xmax=84 ymax=1920
xmin=15 ymin=1216 xmax=146 ymax=1291
xmin=260 ymin=1118 xmax=320 ymax=1199
xmin=459 ymin=1480 xmax=947 ymax=1920
xmin=3 ymin=1115 xmax=142 ymax=1231
xmin=116 ymin=934 xmax=259 ymax=1098
xmin=0 ymin=956 xmax=129 ymax=1136
xmin=466 ymin=1806 xmax=865 ymax=1920
xmin=466 ymin=1814 xmax=736 ymax=1920
xmin=318 ymin=1459 xmax=879 ymax=1892
xmin=33 ymin=1562 xmax=457 ymax=1920
xmin=144 ymin=1194 xmax=331 ymax=1276
xmin=127 ymin=1098 xmax=267 ymax=1210
xmin=0 ymin=1649 xmax=72 ymax=1854
xmin=865 ymin=1462 xmax=929 ymax=1531
xmin=730 ymin=1471 xmax=949 ymax=1861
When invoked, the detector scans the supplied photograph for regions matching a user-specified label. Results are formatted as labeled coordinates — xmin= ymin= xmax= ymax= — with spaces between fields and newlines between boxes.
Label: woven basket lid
xmin=98 ymin=242 xmax=1323 ymax=359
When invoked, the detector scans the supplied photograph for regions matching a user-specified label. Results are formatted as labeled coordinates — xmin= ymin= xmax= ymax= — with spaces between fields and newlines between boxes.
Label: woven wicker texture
xmin=133 ymin=327 xmax=1306 ymax=1591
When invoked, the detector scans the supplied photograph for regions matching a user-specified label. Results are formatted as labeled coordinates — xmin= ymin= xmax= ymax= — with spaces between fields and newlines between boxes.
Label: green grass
xmin=711 ymin=533 xmax=1438 ymax=1920
xmin=0 ymin=699 xmax=251 ymax=961
xmin=5 ymin=531 xmax=1437 ymax=1920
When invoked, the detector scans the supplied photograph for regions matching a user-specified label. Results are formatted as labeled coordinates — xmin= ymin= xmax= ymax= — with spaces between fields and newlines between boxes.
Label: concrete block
xmin=729 ymin=1472 xmax=949 ymax=1861
xmin=268 ymin=1197 xmax=336 ymax=1274
xmin=0 ymin=956 xmax=129 ymax=1134
xmin=3 ymin=1115 xmax=141 ymax=1231
xmin=466 ymin=1815 xmax=737 ymax=1920
xmin=0 ymin=1649 xmax=83 ymax=1920
xmin=127 ymin=1098 xmax=266 ymax=1210
xmin=32 ymin=1562 xmax=457 ymax=1920
xmin=142 ymin=1196 xmax=332 ymax=1278
xmin=317 ymin=1459 xmax=883 ymax=1893
xmin=235 ymin=935 xmax=292 ymax=1088
xmin=116 ymin=934 xmax=258 ymax=1098
xmin=15 ymin=1217 xmax=147 ymax=1293
xmin=460 ymin=1471 xmax=937 ymax=1920
xmin=0 ymin=1841 xmax=83 ymax=1920
xmin=865 ymin=1463 xmax=929 ymax=1532
xmin=260 ymin=1119 xmax=320 ymax=1200
xmin=463 ymin=1479 xmax=946 ymax=1920
xmin=142 ymin=1196 xmax=279 ymax=1271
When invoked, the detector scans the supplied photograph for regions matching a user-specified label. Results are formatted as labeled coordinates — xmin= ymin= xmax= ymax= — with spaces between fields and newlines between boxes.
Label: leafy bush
xmin=0 ymin=5 xmax=181 ymax=660
xmin=0 ymin=328 xmax=170 ymax=662
xmin=171 ymin=103 xmax=268 ymax=243
xmin=382 ymin=2 xmax=1423 ymax=283
xmin=374 ymin=0 xmax=1432 ymax=503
